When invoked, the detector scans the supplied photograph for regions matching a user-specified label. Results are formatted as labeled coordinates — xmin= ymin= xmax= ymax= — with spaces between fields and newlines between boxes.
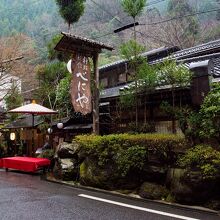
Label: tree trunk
xmin=133 ymin=17 xmax=138 ymax=129
xmin=171 ymin=89 xmax=176 ymax=133
xmin=144 ymin=95 xmax=147 ymax=124
xmin=68 ymin=22 xmax=71 ymax=33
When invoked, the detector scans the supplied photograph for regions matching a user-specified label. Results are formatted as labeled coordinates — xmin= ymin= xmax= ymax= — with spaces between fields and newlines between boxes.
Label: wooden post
xmin=93 ymin=53 xmax=100 ymax=135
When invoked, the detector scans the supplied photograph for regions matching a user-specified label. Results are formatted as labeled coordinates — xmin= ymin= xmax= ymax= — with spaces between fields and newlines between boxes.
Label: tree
xmin=56 ymin=74 xmax=73 ymax=118
xmin=0 ymin=34 xmax=36 ymax=99
xmin=119 ymin=39 xmax=145 ymax=128
xmin=119 ymin=40 xmax=159 ymax=131
xmin=47 ymin=34 xmax=71 ymax=62
xmin=159 ymin=59 xmax=192 ymax=133
xmin=141 ymin=0 xmax=200 ymax=49
xmin=55 ymin=0 xmax=86 ymax=31
xmin=35 ymin=62 xmax=68 ymax=110
xmin=5 ymin=82 xmax=24 ymax=122
xmin=137 ymin=62 xmax=158 ymax=124
xmin=120 ymin=0 xmax=147 ymax=127
xmin=166 ymin=0 xmax=199 ymax=48
xmin=199 ymin=83 xmax=220 ymax=143
xmin=121 ymin=0 xmax=147 ymax=40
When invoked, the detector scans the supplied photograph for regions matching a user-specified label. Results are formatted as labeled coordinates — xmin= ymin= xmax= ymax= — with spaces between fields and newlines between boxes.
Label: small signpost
xmin=55 ymin=32 xmax=113 ymax=134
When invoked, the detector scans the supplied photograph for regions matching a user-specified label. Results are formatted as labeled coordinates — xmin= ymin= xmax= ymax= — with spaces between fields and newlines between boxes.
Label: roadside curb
xmin=42 ymin=174 xmax=219 ymax=216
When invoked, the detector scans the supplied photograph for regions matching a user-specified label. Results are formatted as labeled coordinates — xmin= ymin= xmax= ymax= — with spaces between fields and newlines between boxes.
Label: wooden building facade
xmin=98 ymin=39 xmax=220 ymax=134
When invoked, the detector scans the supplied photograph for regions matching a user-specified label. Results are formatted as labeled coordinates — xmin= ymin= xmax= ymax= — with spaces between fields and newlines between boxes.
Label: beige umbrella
xmin=8 ymin=100 xmax=57 ymax=156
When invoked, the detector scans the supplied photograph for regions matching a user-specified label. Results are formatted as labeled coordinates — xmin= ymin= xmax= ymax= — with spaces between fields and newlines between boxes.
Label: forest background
xmin=1 ymin=0 xmax=220 ymax=108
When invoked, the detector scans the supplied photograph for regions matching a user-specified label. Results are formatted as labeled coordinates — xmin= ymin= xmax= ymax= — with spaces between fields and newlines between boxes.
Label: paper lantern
xmin=57 ymin=123 xmax=64 ymax=129
xmin=47 ymin=128 xmax=53 ymax=134
xmin=67 ymin=59 xmax=72 ymax=73
xmin=10 ymin=132 xmax=16 ymax=141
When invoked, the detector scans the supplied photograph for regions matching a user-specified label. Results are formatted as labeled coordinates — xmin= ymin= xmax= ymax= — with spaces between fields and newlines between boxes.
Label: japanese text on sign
xmin=70 ymin=53 xmax=92 ymax=115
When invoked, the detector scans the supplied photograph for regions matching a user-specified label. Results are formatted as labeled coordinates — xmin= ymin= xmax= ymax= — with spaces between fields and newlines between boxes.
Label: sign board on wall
xmin=70 ymin=53 xmax=92 ymax=115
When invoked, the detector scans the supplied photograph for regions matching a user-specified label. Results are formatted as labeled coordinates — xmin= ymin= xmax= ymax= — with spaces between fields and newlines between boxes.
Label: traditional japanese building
xmin=99 ymin=39 xmax=220 ymax=134
xmin=53 ymin=34 xmax=220 ymax=135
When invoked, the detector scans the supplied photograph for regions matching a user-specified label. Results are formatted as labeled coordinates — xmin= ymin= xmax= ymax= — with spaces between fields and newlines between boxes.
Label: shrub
xmin=75 ymin=133 xmax=186 ymax=177
xmin=178 ymin=145 xmax=220 ymax=179
xmin=116 ymin=145 xmax=147 ymax=177
xmin=38 ymin=149 xmax=54 ymax=159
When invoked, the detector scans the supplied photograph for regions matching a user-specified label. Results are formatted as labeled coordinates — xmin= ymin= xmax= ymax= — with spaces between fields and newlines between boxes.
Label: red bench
xmin=0 ymin=156 xmax=50 ymax=172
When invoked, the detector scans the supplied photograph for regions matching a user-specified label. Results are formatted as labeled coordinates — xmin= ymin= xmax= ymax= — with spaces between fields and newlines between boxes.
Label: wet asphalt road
xmin=0 ymin=170 xmax=219 ymax=220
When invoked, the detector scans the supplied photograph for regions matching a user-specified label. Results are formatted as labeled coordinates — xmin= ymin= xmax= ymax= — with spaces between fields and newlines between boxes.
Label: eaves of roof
xmin=99 ymin=46 xmax=179 ymax=72
xmin=99 ymin=39 xmax=220 ymax=74
xmin=172 ymin=39 xmax=220 ymax=60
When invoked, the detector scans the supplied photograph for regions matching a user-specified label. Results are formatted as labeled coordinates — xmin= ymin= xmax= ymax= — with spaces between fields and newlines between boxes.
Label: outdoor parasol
xmin=8 ymin=100 xmax=57 ymax=156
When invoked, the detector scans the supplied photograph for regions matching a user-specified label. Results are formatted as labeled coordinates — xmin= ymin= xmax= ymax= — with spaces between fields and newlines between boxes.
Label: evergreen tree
xmin=120 ymin=0 xmax=147 ymax=127
xmin=55 ymin=0 xmax=86 ymax=31
xmin=5 ymin=82 xmax=24 ymax=122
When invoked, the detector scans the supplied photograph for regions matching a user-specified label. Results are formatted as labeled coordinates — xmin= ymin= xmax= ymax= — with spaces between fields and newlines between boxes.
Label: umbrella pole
xmin=31 ymin=114 xmax=34 ymax=156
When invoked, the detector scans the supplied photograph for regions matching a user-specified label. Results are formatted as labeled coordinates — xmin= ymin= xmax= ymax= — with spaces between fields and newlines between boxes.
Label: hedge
xmin=75 ymin=133 xmax=187 ymax=177
xmin=75 ymin=133 xmax=187 ymax=152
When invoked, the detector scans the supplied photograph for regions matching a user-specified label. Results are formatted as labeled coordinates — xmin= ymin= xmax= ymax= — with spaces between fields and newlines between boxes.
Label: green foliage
xmin=38 ymin=149 xmax=54 ymax=159
xmin=56 ymin=0 xmax=85 ymax=29
xmin=159 ymin=59 xmax=192 ymax=133
xmin=119 ymin=41 xmax=159 ymax=113
xmin=137 ymin=62 xmax=158 ymax=91
xmin=119 ymin=88 xmax=135 ymax=108
xmin=0 ymin=0 xmax=61 ymax=63
xmin=76 ymin=133 xmax=186 ymax=177
xmin=120 ymin=0 xmax=147 ymax=19
xmin=119 ymin=40 xmax=146 ymax=123
xmin=116 ymin=145 xmax=147 ymax=176
xmin=160 ymin=102 xmax=201 ymax=139
xmin=56 ymin=74 xmax=74 ymax=117
xmin=35 ymin=61 xmax=68 ymax=109
xmin=47 ymin=34 xmax=71 ymax=61
xmin=178 ymin=145 xmax=220 ymax=179
xmin=5 ymin=83 xmax=24 ymax=122
xmin=139 ymin=182 xmax=169 ymax=200
xmin=120 ymin=40 xmax=145 ymax=67
xmin=160 ymin=101 xmax=174 ymax=116
xmin=159 ymin=59 xmax=192 ymax=89
xmin=199 ymin=83 xmax=220 ymax=140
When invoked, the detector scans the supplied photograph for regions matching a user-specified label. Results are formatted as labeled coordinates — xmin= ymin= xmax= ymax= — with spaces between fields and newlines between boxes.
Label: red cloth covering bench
xmin=0 ymin=156 xmax=50 ymax=172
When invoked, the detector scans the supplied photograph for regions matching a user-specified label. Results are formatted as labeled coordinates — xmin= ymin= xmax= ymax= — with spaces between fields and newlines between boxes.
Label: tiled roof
xmin=99 ymin=46 xmax=178 ymax=71
xmin=3 ymin=115 xmax=43 ymax=129
xmin=100 ymin=39 xmax=220 ymax=99
xmin=175 ymin=54 xmax=220 ymax=77
xmin=55 ymin=32 xmax=113 ymax=53
xmin=212 ymin=57 xmax=220 ymax=77
xmin=172 ymin=39 xmax=220 ymax=60
xmin=99 ymin=39 xmax=220 ymax=77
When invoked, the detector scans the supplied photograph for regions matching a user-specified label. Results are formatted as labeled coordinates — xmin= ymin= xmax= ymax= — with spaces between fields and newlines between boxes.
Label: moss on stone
xmin=139 ymin=182 xmax=169 ymax=200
